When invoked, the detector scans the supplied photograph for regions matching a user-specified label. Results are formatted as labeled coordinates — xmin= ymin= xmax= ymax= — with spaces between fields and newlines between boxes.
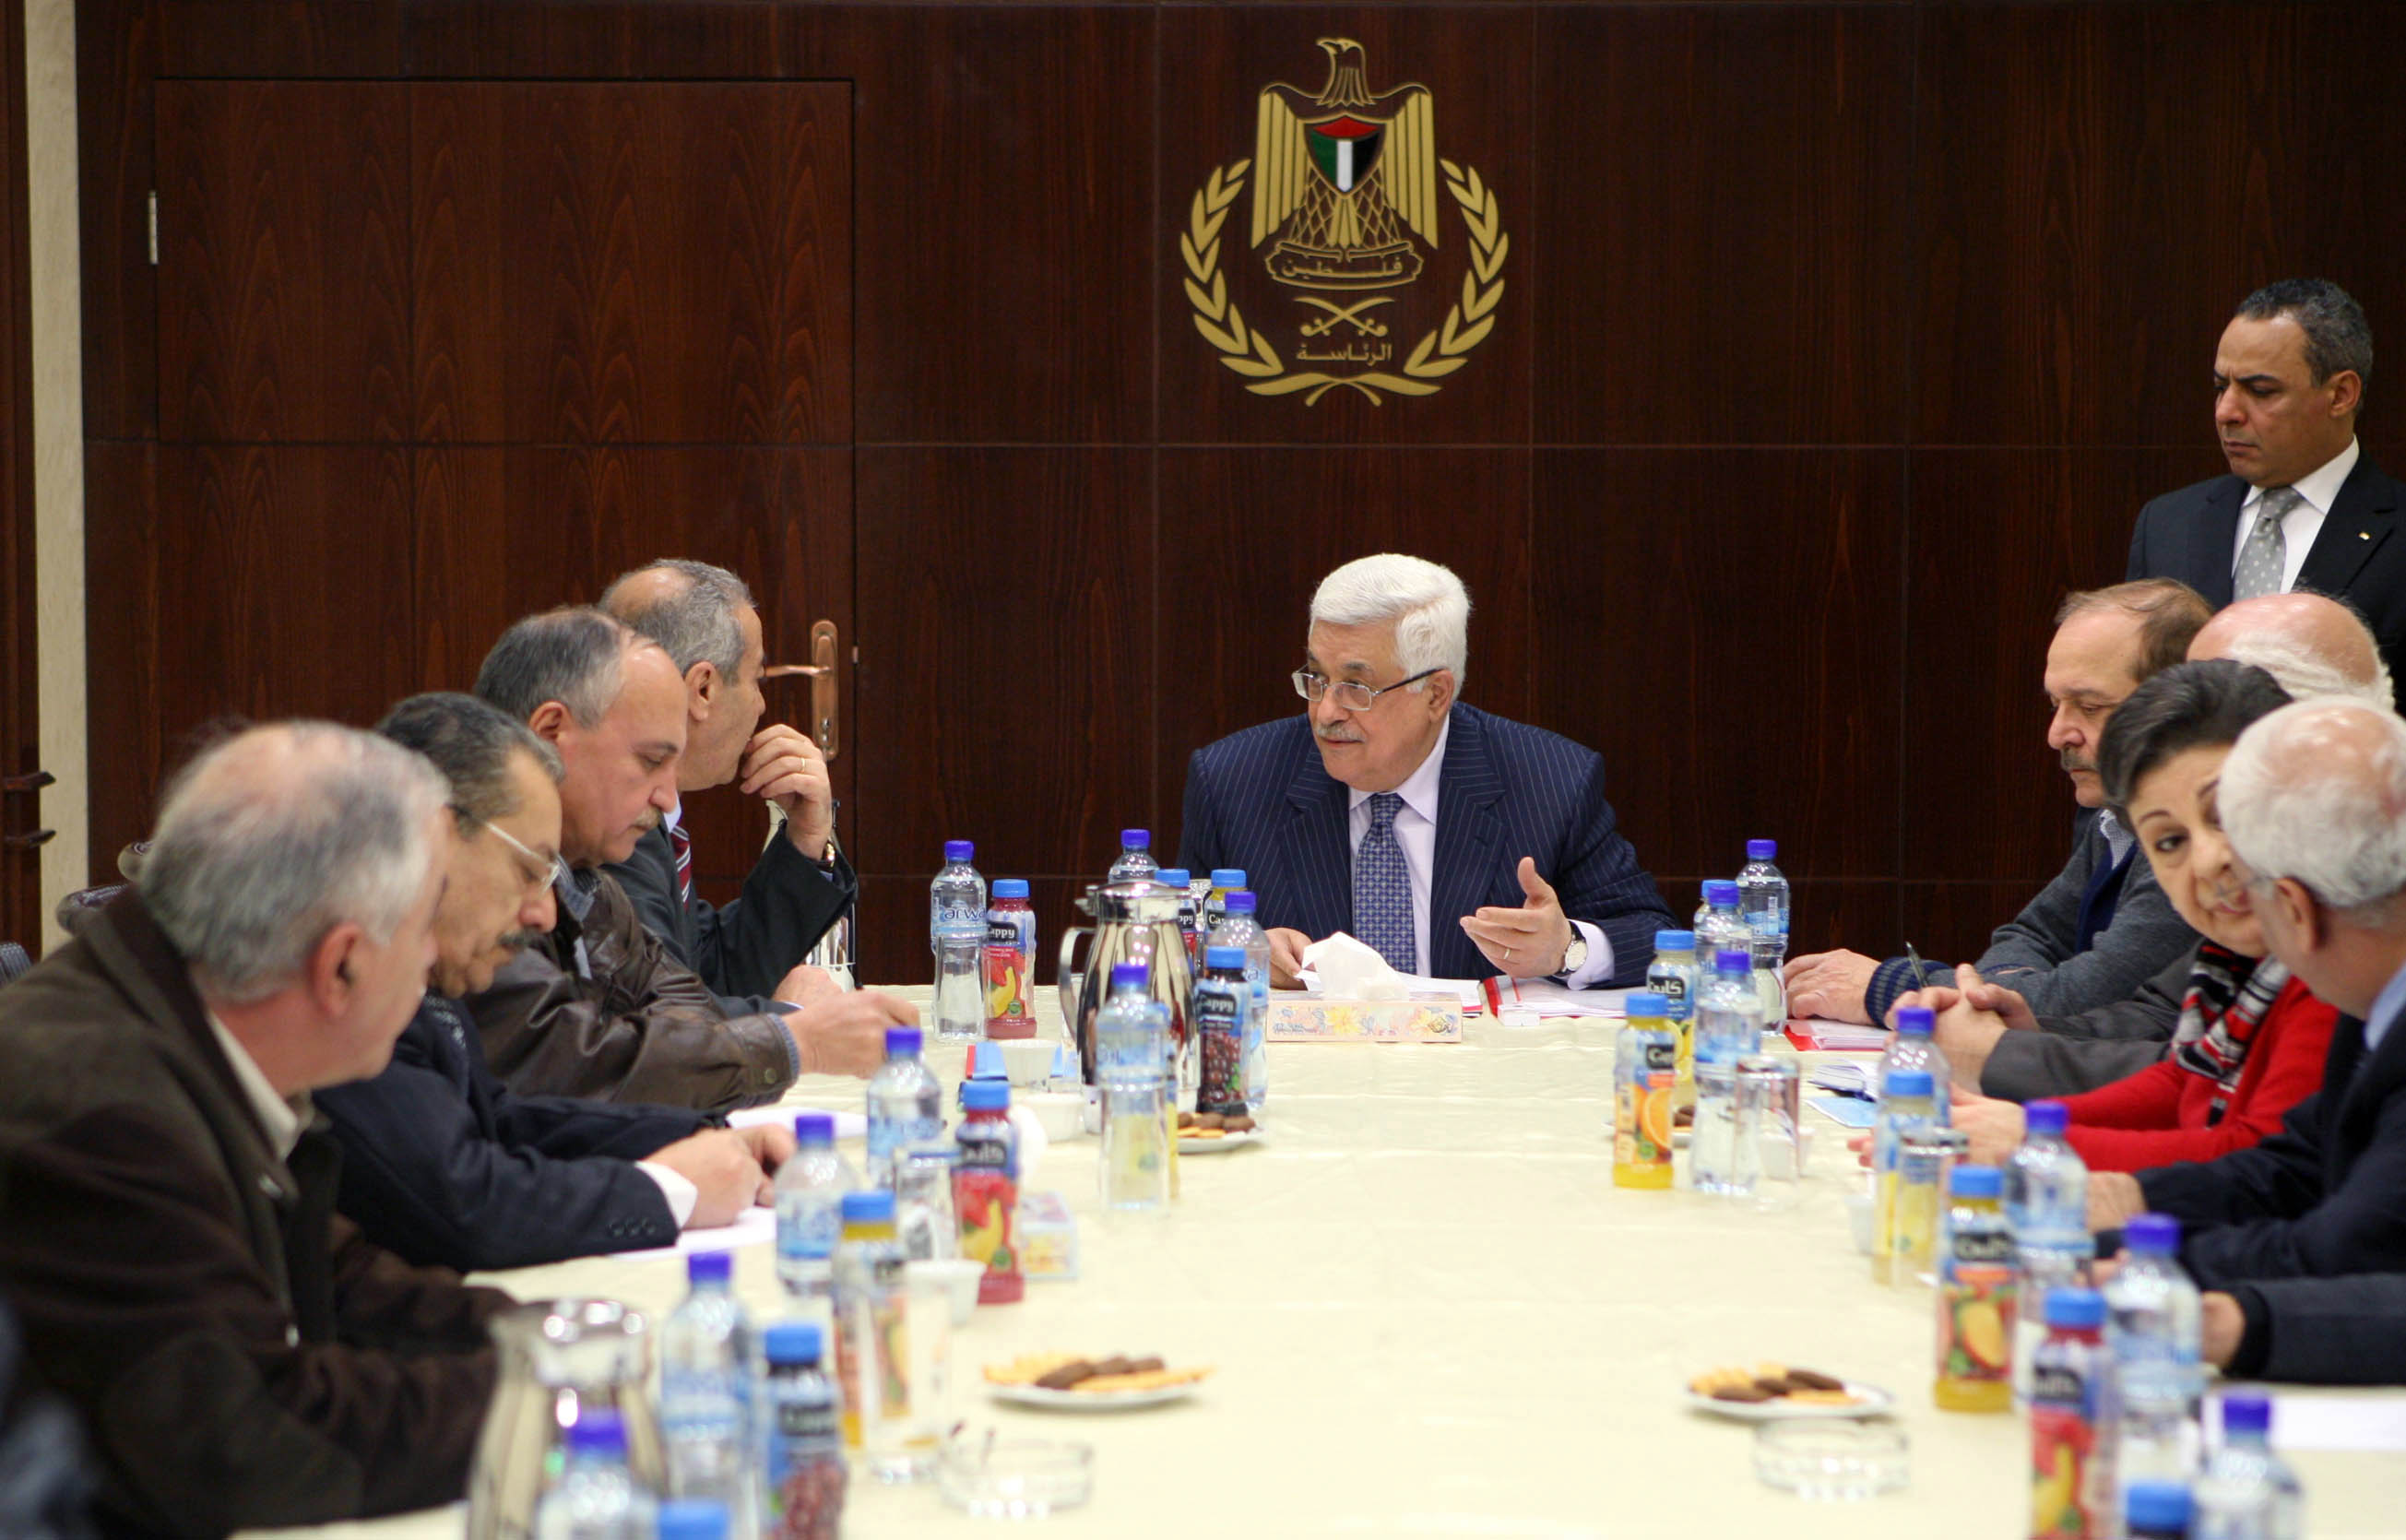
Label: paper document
xmin=1486 ymin=979 xmax=1627 ymax=1018
xmin=1810 ymin=1064 xmax=1873 ymax=1096
xmin=1808 ymin=1095 xmax=1878 ymax=1130
xmin=729 ymin=1105 xmax=867 ymax=1140
xmin=1785 ymin=1019 xmax=1890 ymax=1051
xmin=616 ymin=1202 xmax=778 ymax=1263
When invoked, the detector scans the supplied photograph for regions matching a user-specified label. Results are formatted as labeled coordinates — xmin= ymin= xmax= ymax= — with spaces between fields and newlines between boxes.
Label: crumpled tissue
xmin=1302 ymin=932 xmax=1411 ymax=1001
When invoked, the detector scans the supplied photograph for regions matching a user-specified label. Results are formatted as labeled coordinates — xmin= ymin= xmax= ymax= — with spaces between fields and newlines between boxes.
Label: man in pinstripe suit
xmin=1177 ymin=554 xmax=1673 ymax=989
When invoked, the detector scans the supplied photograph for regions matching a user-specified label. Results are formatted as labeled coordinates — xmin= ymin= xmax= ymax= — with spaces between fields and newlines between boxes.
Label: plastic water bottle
xmin=930 ymin=840 xmax=985 ymax=949
xmin=930 ymin=842 xmax=985 ymax=1041
xmin=1737 ymin=841 xmax=1790 ymax=1021
xmin=864 ymin=1026 xmax=943 ymax=1189
xmin=537 ymin=1408 xmax=654 ymax=1540
xmin=759 ymin=1322 xmax=845 ymax=1540
xmin=1096 ymin=962 xmax=1172 ymax=1212
xmin=2109 ymin=1213 xmax=2205 ymax=1493
xmin=830 ymin=1191 xmax=914 ymax=1480
xmin=1211 ymin=890 xmax=1273 ymax=1112
xmin=1108 ymin=829 xmax=1159 ymax=883
xmin=2009 ymin=1099 xmax=2092 ymax=1400
xmin=2196 ymin=1392 xmax=2302 ymax=1540
xmin=1695 ymin=881 xmax=1749 ymax=979
xmin=1869 ymin=1069 xmax=1938 ymax=1285
xmin=774 ymin=1113 xmax=859 ymax=1303
xmin=659 ymin=1251 xmax=755 ymax=1537
xmin=2126 ymin=1481 xmax=2195 ymax=1540
xmin=658 ymin=1499 xmax=730 ymax=1540
xmin=1879 ymin=1005 xmax=1955 ymax=1118
xmin=1689 ymin=948 xmax=1764 ymax=1195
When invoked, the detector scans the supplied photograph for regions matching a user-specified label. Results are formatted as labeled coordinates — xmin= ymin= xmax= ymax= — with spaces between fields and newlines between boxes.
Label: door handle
xmin=1 ymin=770 xmax=52 ymax=795
xmin=2 ymin=828 xmax=54 ymax=850
xmin=760 ymin=622 xmax=841 ymax=761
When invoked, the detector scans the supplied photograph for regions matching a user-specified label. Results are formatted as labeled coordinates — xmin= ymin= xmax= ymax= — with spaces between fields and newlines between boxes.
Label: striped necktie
xmin=669 ymin=822 xmax=693 ymax=905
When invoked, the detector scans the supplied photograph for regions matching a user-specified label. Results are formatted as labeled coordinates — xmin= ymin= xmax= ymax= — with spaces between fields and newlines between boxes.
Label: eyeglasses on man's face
xmin=478 ymin=816 xmax=562 ymax=894
xmin=1291 ymin=667 xmax=1444 ymax=713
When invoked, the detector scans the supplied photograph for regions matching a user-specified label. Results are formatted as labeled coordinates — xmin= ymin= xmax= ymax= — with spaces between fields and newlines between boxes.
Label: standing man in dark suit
xmin=600 ymin=560 xmax=855 ymax=1008
xmin=2127 ymin=278 xmax=2406 ymax=697
xmin=1178 ymin=553 xmax=1672 ymax=987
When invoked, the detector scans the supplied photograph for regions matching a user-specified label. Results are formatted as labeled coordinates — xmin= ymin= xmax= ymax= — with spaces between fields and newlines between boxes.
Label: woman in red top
xmin=1953 ymin=659 xmax=2339 ymax=1173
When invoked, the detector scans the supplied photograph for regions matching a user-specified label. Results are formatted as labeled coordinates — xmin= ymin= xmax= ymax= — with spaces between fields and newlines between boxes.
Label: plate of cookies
xmin=983 ymin=1352 xmax=1214 ymax=1411
xmin=1176 ymin=1110 xmax=1262 ymax=1152
xmin=1684 ymin=1362 xmax=1891 ymax=1422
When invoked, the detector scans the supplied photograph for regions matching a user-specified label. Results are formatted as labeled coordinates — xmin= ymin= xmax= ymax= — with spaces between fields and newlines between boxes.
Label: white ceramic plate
xmin=1684 ymin=1380 xmax=1893 ymax=1422
xmin=988 ymin=1379 xmax=1205 ymax=1412
xmin=1177 ymin=1128 xmax=1264 ymax=1155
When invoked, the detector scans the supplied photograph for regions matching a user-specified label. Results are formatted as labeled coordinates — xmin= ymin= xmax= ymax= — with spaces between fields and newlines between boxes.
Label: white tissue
xmin=1302 ymin=932 xmax=1411 ymax=1000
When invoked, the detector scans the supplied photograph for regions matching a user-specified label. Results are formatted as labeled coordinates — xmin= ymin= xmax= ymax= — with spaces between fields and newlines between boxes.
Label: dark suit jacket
xmin=1979 ymin=944 xmax=2191 ymax=1102
xmin=316 ymin=994 xmax=713 ymax=1272
xmin=2137 ymin=1009 xmax=2406 ymax=1286
xmin=605 ymin=820 xmax=855 ymax=1010
xmin=1177 ymin=704 xmax=1673 ymax=985
xmin=2126 ymin=449 xmax=2406 ymax=699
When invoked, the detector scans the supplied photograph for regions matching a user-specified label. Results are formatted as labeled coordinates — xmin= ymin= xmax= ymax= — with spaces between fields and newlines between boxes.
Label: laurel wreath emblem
xmin=1181 ymin=158 xmax=1508 ymax=406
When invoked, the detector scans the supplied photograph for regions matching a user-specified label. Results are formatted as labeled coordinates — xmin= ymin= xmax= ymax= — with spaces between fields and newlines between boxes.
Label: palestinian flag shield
xmin=1306 ymin=114 xmax=1385 ymax=194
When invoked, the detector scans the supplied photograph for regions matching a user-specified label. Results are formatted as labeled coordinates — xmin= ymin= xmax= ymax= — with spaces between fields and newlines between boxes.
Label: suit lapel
xmin=1428 ymin=707 xmax=1507 ymax=977
xmin=2294 ymin=454 xmax=2399 ymax=600
xmin=2330 ymin=1006 xmax=2406 ymax=1178
xmin=1282 ymin=736 xmax=1356 ymax=942
xmin=2187 ymin=478 xmax=2246 ymax=605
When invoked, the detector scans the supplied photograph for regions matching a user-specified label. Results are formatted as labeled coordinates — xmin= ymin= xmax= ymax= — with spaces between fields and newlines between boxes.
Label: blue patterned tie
xmin=1353 ymin=791 xmax=1416 ymax=975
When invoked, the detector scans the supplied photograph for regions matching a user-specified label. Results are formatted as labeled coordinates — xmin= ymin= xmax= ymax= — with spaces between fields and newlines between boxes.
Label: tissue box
xmin=1268 ymin=992 xmax=1464 ymax=1044
xmin=1015 ymin=1190 xmax=1079 ymax=1281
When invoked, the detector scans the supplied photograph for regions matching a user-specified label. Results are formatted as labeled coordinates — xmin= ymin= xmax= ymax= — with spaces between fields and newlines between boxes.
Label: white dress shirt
xmin=2230 ymin=436 xmax=2358 ymax=594
xmin=1343 ymin=719 xmax=1614 ymax=986
xmin=206 ymin=1013 xmax=303 ymax=1160
xmin=2362 ymin=953 xmax=2406 ymax=1056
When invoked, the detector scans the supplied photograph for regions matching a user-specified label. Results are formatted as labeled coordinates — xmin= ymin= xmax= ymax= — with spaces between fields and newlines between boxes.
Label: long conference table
xmin=256 ymin=987 xmax=2406 ymax=1539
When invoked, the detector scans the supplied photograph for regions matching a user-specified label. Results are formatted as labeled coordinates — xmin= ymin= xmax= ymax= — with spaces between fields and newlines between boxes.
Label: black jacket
xmin=2138 ymin=1010 xmax=2406 ymax=1285
xmin=317 ymin=994 xmax=712 ymax=1271
xmin=2127 ymin=449 xmax=2406 ymax=703
xmin=2227 ymin=1271 xmax=2406 ymax=1385
xmin=1980 ymin=945 xmax=2190 ymax=1102
xmin=605 ymin=821 xmax=854 ymax=1009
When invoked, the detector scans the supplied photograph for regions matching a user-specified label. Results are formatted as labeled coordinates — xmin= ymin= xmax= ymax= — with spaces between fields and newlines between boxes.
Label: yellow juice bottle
xmin=1934 ymin=1165 xmax=2017 ymax=1413
xmin=1613 ymin=994 xmax=1678 ymax=1190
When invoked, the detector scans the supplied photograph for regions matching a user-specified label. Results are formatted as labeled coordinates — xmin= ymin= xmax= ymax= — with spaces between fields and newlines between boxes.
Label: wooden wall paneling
xmin=0 ymin=0 xmax=32 ymax=945
xmin=856 ymin=874 xmax=1101 ymax=991
xmin=1900 ymin=447 xmax=2216 ymax=886
xmin=411 ymin=83 xmax=851 ymax=445
xmin=404 ymin=1 xmax=798 ymax=81
xmin=1533 ymin=448 xmax=1904 ymax=884
xmin=851 ymin=447 xmax=1153 ymax=987
xmin=836 ymin=6 xmax=1156 ymax=444
xmin=159 ymin=1 xmax=401 ymax=77
xmin=1155 ymin=7 xmax=1534 ymax=446
xmin=81 ymin=443 xmax=159 ymax=876
xmin=1535 ymin=6 xmax=1912 ymax=446
xmin=154 ymin=81 xmax=409 ymax=444
xmin=1895 ymin=881 xmax=2051 ymax=977
xmin=1150 ymin=446 xmax=1533 ymax=863
xmin=76 ymin=0 xmax=156 ymax=439
xmin=410 ymin=444 xmax=857 ymax=871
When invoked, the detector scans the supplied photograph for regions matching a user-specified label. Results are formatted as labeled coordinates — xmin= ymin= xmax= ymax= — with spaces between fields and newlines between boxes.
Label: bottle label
xmin=1938 ymin=1264 xmax=2017 ymax=1389
xmin=954 ymin=1167 xmax=1019 ymax=1293
xmin=1193 ymin=982 xmax=1245 ymax=1113
xmin=2029 ymin=1374 xmax=2110 ymax=1540
xmin=983 ymin=941 xmax=1031 ymax=1025
xmin=1952 ymin=1228 xmax=2016 ymax=1266
xmin=779 ymin=1198 xmax=838 ymax=1262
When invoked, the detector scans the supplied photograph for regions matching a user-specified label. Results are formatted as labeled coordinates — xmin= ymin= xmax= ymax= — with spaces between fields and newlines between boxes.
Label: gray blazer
xmin=1978 ymin=944 xmax=2192 ymax=1103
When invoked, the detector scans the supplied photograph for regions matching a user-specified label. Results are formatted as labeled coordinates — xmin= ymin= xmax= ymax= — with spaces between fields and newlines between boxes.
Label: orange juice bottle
xmin=1613 ymin=993 xmax=1678 ymax=1190
xmin=1934 ymin=1165 xmax=2016 ymax=1412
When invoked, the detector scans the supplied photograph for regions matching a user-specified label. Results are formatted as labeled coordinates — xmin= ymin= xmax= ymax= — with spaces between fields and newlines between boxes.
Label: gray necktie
xmin=2233 ymin=486 xmax=2305 ymax=600
xmin=1352 ymin=792 xmax=1416 ymax=975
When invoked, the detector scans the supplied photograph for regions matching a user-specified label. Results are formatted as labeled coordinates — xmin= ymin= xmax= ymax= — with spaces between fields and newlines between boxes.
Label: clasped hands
xmin=1262 ymin=857 xmax=1573 ymax=986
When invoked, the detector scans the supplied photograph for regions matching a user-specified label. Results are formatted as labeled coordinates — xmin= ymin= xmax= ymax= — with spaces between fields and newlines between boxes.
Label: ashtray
xmin=1752 ymin=1420 xmax=1909 ymax=1500
xmin=935 ymin=1428 xmax=1095 ymax=1518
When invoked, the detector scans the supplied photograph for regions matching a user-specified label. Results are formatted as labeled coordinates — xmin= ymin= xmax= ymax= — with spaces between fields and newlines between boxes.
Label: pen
xmin=1904 ymin=942 xmax=1932 ymax=994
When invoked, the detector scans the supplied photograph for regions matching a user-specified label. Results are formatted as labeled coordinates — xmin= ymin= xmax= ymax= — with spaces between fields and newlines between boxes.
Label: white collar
xmin=2246 ymin=436 xmax=2359 ymax=516
xmin=205 ymin=1012 xmax=304 ymax=1160
xmin=662 ymin=800 xmax=684 ymax=835
xmin=1347 ymin=716 xmax=1450 ymax=824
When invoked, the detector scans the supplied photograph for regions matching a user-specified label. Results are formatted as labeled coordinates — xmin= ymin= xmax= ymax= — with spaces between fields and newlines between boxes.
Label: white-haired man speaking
xmin=1178 ymin=553 xmax=1673 ymax=988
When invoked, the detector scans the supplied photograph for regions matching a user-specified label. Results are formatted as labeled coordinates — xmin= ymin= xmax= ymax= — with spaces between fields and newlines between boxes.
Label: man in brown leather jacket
xmin=467 ymin=608 xmax=908 ymax=1110
xmin=0 ymin=724 xmax=508 ymax=1537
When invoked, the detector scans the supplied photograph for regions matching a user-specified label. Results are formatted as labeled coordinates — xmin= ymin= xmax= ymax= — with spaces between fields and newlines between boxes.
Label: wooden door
xmin=0 ymin=0 xmax=35 ymax=954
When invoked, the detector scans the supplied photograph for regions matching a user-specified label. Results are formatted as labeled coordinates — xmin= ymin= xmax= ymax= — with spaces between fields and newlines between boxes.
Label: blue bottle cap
xmin=1886 ymin=1069 xmax=1935 ymax=1098
xmin=658 ymin=1500 xmax=731 ymax=1540
xmin=2124 ymin=1212 xmax=2181 ymax=1255
xmin=1108 ymin=963 xmax=1149 ymax=991
xmin=1893 ymin=1005 xmax=1935 ymax=1037
xmin=1703 ymin=880 xmax=1739 ymax=905
xmin=566 ymin=1408 xmax=626 ymax=1457
xmin=2024 ymin=1100 xmax=2068 ymax=1135
xmin=944 ymin=840 xmax=974 ymax=862
xmin=1748 ymin=839 xmax=1778 ymax=861
xmin=1950 ymin=1164 xmax=2002 ymax=1199
xmin=992 ymin=878 xmax=1029 ymax=900
xmin=1120 ymin=829 xmax=1151 ymax=849
xmin=1714 ymin=949 xmax=1751 ymax=974
xmin=1226 ymin=890 xmax=1257 ymax=914
xmin=1625 ymin=992 xmax=1670 ymax=1017
xmin=1204 ymin=944 xmax=1246 ymax=970
xmin=686 ymin=1250 xmax=732 ymax=1286
xmin=963 ymin=1079 xmax=1011 ymax=1112
xmin=885 ymin=1025 xmax=922 ymax=1058
xmin=1210 ymin=869 xmax=1247 ymax=888
xmin=2125 ymin=1481 xmax=2192 ymax=1533
xmin=793 ymin=1112 xmax=835 ymax=1146
xmin=970 ymin=1040 xmax=1004 ymax=1078
xmin=840 ymin=1190 xmax=895 ymax=1225
xmin=1653 ymin=930 xmax=1696 ymax=952
xmin=1157 ymin=868 xmax=1191 ymax=887
xmin=2044 ymin=1285 xmax=2107 ymax=1329
xmin=763 ymin=1321 xmax=824 ymax=1365
xmin=2219 ymin=1391 xmax=2272 ymax=1437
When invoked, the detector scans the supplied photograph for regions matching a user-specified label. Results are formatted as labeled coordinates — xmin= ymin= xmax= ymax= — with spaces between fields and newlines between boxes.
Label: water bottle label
xmin=779 ymin=1205 xmax=837 ymax=1262
xmin=936 ymin=904 xmax=982 ymax=930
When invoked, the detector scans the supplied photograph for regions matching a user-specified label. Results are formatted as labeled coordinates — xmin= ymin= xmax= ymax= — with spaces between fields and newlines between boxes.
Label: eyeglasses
xmin=1291 ymin=667 xmax=1444 ymax=713
xmin=480 ymin=817 xmax=563 ymax=893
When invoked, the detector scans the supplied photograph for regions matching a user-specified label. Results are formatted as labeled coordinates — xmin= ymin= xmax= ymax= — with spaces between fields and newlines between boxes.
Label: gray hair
xmin=473 ymin=607 xmax=638 ymax=729
xmin=601 ymin=559 xmax=755 ymax=680
xmin=1310 ymin=553 xmax=1472 ymax=688
xmin=2222 ymin=701 xmax=2406 ymax=924
xmin=376 ymin=692 xmax=563 ymax=835
xmin=2212 ymin=631 xmax=2394 ymax=711
xmin=142 ymin=723 xmax=447 ymax=1002
xmin=2235 ymin=278 xmax=2374 ymax=395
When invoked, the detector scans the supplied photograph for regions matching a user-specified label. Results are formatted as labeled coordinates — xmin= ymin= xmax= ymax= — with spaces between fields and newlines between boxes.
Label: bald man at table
xmin=1178 ymin=553 xmax=1673 ymax=989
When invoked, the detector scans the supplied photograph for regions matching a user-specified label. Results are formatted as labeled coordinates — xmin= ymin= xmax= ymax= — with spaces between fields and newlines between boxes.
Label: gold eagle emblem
xmin=1250 ymin=39 xmax=1437 ymax=290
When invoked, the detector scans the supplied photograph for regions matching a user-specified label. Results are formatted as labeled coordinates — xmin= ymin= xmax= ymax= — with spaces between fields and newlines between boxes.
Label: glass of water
xmin=1736 ymin=1055 xmax=1805 ymax=1210
xmin=894 ymin=1142 xmax=958 ymax=1262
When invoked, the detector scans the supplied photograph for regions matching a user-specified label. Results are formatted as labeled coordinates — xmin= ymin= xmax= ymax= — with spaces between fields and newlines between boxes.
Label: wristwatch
xmin=1555 ymin=930 xmax=1588 ymax=979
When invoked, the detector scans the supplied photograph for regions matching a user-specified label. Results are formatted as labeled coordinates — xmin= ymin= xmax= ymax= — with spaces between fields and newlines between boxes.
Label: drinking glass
xmin=894 ymin=1143 xmax=958 ymax=1262
xmin=1736 ymin=1055 xmax=1805 ymax=1210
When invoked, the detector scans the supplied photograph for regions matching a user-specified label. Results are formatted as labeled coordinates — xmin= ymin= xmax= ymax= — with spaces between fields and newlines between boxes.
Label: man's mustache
xmin=494 ymin=929 xmax=547 ymax=954
xmin=2059 ymin=747 xmax=2093 ymax=775
xmin=1316 ymin=725 xmax=1363 ymax=743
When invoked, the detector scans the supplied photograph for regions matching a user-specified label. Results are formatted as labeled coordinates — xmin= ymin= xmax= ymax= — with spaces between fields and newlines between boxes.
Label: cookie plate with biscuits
xmin=1176 ymin=1110 xmax=1263 ymax=1154
xmin=1683 ymin=1362 xmax=1892 ymax=1422
xmin=984 ymin=1352 xmax=1214 ymax=1411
